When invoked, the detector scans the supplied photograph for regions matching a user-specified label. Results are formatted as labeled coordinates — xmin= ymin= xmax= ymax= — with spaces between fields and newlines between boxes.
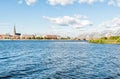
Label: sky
xmin=0 ymin=0 xmax=120 ymax=37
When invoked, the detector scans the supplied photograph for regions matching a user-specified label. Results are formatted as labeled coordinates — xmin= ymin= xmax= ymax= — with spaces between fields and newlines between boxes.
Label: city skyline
xmin=0 ymin=0 xmax=120 ymax=37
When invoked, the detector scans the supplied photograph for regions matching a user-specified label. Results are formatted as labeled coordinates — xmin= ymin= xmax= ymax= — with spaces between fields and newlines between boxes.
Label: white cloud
xmin=18 ymin=0 xmax=23 ymax=4
xmin=25 ymin=0 xmax=37 ymax=6
xmin=18 ymin=0 xmax=120 ymax=7
xmin=47 ymin=0 xmax=104 ymax=5
xmin=18 ymin=0 xmax=37 ymax=6
xmin=108 ymin=0 xmax=115 ymax=6
xmin=47 ymin=0 xmax=120 ymax=7
xmin=47 ymin=0 xmax=75 ymax=6
xmin=108 ymin=0 xmax=120 ymax=7
xmin=78 ymin=0 xmax=120 ymax=7
xmin=74 ymin=14 xmax=88 ymax=19
xmin=78 ymin=0 xmax=104 ymax=4
xmin=100 ymin=17 xmax=120 ymax=28
xmin=43 ymin=15 xmax=92 ymax=29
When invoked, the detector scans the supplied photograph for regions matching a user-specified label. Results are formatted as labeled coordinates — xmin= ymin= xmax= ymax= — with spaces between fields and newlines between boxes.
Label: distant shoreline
xmin=0 ymin=39 xmax=85 ymax=41
xmin=89 ymin=36 xmax=120 ymax=44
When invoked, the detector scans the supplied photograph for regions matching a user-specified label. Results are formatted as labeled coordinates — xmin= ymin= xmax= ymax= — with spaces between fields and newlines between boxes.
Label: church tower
xmin=14 ymin=25 xmax=16 ymax=36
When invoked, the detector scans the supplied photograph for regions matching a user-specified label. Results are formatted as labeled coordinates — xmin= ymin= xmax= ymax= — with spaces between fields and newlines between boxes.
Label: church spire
xmin=14 ymin=25 xmax=16 ymax=35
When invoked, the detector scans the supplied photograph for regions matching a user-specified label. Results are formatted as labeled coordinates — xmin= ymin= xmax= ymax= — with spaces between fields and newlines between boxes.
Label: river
xmin=0 ymin=40 xmax=120 ymax=79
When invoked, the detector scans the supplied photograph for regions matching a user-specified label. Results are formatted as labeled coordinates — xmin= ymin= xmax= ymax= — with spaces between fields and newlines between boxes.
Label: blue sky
xmin=0 ymin=0 xmax=120 ymax=37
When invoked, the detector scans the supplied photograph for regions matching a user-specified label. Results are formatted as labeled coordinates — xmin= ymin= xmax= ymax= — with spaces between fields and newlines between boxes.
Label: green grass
xmin=89 ymin=36 xmax=120 ymax=44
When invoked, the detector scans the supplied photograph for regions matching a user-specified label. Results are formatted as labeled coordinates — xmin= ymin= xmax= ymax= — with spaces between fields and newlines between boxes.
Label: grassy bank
xmin=89 ymin=36 xmax=120 ymax=44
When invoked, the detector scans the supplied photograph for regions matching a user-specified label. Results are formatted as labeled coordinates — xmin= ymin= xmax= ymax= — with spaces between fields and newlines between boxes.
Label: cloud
xmin=47 ymin=0 xmax=104 ymax=6
xmin=108 ymin=0 xmax=120 ymax=7
xmin=47 ymin=0 xmax=75 ymax=6
xmin=43 ymin=15 xmax=92 ymax=29
xmin=74 ymin=14 xmax=88 ymax=19
xmin=18 ymin=0 xmax=23 ymax=4
xmin=18 ymin=0 xmax=37 ymax=6
xmin=78 ymin=0 xmax=120 ymax=7
xmin=47 ymin=0 xmax=120 ymax=7
xmin=18 ymin=0 xmax=120 ymax=7
xmin=100 ymin=17 xmax=120 ymax=28
xmin=78 ymin=0 xmax=104 ymax=4
xmin=25 ymin=0 xmax=37 ymax=6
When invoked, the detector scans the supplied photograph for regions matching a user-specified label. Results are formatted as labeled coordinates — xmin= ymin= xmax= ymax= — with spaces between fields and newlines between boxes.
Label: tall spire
xmin=14 ymin=25 xmax=16 ymax=35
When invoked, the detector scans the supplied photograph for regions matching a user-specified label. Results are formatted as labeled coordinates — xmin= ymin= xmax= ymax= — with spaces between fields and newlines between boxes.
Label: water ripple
xmin=0 ymin=40 xmax=120 ymax=79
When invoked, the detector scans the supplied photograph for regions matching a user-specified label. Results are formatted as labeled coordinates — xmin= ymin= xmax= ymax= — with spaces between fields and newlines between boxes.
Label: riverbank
xmin=0 ymin=39 xmax=83 ymax=41
xmin=89 ymin=36 xmax=120 ymax=44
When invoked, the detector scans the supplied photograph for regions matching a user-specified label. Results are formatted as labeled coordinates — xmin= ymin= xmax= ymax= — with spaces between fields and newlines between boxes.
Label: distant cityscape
xmin=0 ymin=25 xmax=119 ymax=40
xmin=0 ymin=25 xmax=81 ymax=40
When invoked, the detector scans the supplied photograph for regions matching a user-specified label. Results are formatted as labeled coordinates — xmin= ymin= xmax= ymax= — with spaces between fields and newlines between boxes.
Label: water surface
xmin=0 ymin=40 xmax=120 ymax=79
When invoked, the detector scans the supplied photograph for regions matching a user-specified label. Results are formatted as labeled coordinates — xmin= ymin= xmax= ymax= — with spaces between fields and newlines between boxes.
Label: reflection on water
xmin=0 ymin=40 xmax=120 ymax=79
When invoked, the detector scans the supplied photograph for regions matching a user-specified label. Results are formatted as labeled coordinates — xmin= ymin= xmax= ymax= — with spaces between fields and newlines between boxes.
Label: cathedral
xmin=13 ymin=25 xmax=21 ymax=39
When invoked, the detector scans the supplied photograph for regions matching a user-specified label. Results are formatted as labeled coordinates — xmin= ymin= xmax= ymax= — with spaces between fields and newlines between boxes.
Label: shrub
xmin=35 ymin=37 xmax=43 ymax=39
xmin=109 ymin=36 xmax=120 ymax=40
xmin=116 ymin=38 xmax=120 ymax=42
xmin=101 ymin=37 xmax=107 ymax=40
xmin=27 ymin=37 xmax=31 ymax=39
